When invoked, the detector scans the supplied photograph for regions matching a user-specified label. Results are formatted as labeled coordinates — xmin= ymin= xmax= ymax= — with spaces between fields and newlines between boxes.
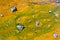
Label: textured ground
xmin=0 ymin=0 xmax=60 ymax=40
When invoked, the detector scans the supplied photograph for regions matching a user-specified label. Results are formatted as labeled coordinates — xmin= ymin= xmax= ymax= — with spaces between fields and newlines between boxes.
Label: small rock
xmin=56 ymin=0 xmax=60 ymax=3
xmin=17 ymin=25 xmax=24 ymax=31
xmin=36 ymin=21 xmax=39 ymax=27
xmin=53 ymin=34 xmax=58 ymax=38
xmin=55 ymin=13 xmax=59 ymax=18
xmin=11 ymin=7 xmax=17 ymax=12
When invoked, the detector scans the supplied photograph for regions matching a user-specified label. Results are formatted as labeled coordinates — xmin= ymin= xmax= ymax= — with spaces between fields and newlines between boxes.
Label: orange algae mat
xmin=0 ymin=0 xmax=60 ymax=40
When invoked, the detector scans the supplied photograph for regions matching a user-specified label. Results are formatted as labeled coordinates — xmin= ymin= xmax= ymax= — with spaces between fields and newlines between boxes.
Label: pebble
xmin=17 ymin=25 xmax=24 ymax=30
xmin=53 ymin=34 xmax=58 ymax=38
xmin=11 ymin=7 xmax=17 ymax=12
xmin=36 ymin=21 xmax=39 ymax=27
xmin=56 ymin=0 xmax=60 ymax=3
xmin=55 ymin=13 xmax=59 ymax=18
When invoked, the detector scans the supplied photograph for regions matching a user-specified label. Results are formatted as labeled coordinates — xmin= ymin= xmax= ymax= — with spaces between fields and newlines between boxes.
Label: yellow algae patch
xmin=29 ymin=0 xmax=46 ymax=2
xmin=34 ymin=37 xmax=41 ymax=40
xmin=19 ymin=36 xmax=27 ymax=40
xmin=17 ymin=5 xmax=30 ymax=12
xmin=40 ymin=33 xmax=54 ymax=40
xmin=34 ymin=5 xmax=41 ymax=13
xmin=10 ymin=2 xmax=16 ymax=7
xmin=39 ymin=21 xmax=43 ymax=27
xmin=40 ymin=23 xmax=60 ymax=40
xmin=32 ymin=0 xmax=45 ymax=2
xmin=0 ymin=26 xmax=15 ymax=35
xmin=55 ymin=11 xmax=60 ymax=14
xmin=43 ymin=18 xmax=52 ymax=22
xmin=40 ymin=30 xmax=56 ymax=40
xmin=27 ymin=32 xmax=34 ymax=37
xmin=22 ymin=37 xmax=27 ymax=40
xmin=7 ymin=36 xmax=18 ymax=40
xmin=1 ymin=15 xmax=16 ymax=22
xmin=28 ymin=22 xmax=36 ymax=28
xmin=53 ymin=24 xmax=60 ymax=39
xmin=16 ymin=16 xmax=30 ymax=24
